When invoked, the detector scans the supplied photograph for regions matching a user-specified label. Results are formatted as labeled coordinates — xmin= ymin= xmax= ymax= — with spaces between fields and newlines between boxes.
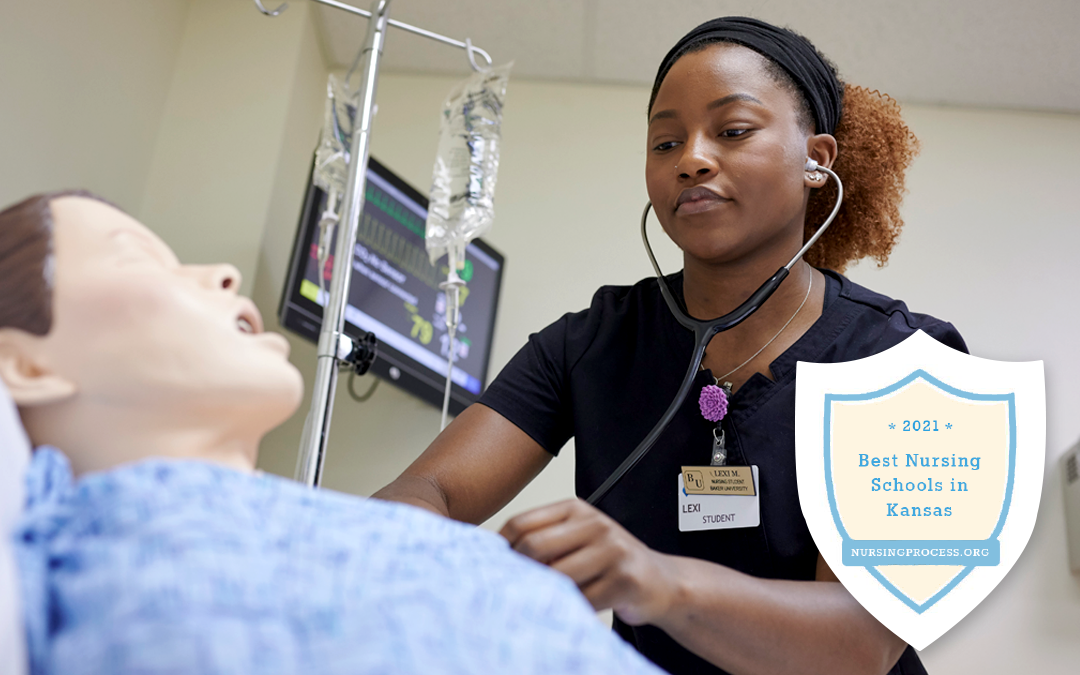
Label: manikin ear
xmin=0 ymin=331 xmax=76 ymax=406
xmin=804 ymin=133 xmax=839 ymax=189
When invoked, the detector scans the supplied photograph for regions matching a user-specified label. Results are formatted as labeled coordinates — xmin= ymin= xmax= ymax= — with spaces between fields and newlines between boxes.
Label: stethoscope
xmin=586 ymin=159 xmax=844 ymax=506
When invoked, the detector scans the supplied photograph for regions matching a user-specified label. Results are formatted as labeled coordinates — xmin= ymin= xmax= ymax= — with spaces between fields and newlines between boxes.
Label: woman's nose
xmin=677 ymin=135 xmax=718 ymax=179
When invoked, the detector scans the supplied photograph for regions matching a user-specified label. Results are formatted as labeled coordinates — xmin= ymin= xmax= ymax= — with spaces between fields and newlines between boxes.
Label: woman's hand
xmin=503 ymin=500 xmax=906 ymax=674
xmin=499 ymin=498 xmax=680 ymax=625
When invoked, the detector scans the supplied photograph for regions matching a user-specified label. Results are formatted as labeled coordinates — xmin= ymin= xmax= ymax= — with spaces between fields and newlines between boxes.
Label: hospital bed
xmin=1 ymin=379 xmax=29 ymax=675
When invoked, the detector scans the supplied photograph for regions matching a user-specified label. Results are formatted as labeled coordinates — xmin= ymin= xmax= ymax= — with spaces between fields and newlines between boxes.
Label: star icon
xmin=889 ymin=423 xmax=896 ymax=429
xmin=946 ymin=423 xmax=953 ymax=429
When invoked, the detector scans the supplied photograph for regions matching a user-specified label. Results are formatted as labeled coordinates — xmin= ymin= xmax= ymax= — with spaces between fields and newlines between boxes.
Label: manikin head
xmin=0 ymin=192 xmax=304 ymax=475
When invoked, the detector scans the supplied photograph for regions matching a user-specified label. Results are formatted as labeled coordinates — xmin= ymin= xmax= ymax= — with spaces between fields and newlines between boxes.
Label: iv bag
xmin=425 ymin=64 xmax=512 ymax=268
xmin=313 ymin=74 xmax=359 ymax=196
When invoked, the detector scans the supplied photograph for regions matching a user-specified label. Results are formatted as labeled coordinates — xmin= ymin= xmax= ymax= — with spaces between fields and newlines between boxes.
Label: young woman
xmin=375 ymin=17 xmax=964 ymax=675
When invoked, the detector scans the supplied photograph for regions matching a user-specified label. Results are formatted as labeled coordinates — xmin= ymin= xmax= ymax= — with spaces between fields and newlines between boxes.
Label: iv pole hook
xmin=465 ymin=38 xmax=492 ymax=72
xmin=253 ymin=0 xmax=288 ymax=17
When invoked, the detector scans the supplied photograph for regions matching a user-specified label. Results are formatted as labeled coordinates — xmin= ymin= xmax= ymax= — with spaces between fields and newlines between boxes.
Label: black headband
xmin=652 ymin=16 xmax=843 ymax=135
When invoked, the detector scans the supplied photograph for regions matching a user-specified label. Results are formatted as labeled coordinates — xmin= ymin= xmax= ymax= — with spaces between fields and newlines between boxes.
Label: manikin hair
xmin=0 ymin=190 xmax=117 ymax=336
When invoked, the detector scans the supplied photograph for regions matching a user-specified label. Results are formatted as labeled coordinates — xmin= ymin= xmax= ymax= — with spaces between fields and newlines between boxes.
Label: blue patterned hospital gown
xmin=14 ymin=448 xmax=666 ymax=675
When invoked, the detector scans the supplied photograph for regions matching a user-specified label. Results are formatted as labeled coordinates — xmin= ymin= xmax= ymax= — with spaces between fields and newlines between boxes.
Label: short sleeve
xmin=838 ymin=272 xmax=971 ymax=360
xmin=479 ymin=314 xmax=577 ymax=456
xmin=922 ymin=320 xmax=968 ymax=355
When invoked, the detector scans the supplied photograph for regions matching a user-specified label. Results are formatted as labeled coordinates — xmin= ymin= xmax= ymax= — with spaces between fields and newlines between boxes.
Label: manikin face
xmin=645 ymin=43 xmax=817 ymax=267
xmin=32 ymin=197 xmax=303 ymax=435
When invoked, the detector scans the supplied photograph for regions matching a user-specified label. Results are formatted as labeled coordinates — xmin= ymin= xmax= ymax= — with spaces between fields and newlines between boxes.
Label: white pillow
xmin=0 ymin=379 xmax=29 ymax=675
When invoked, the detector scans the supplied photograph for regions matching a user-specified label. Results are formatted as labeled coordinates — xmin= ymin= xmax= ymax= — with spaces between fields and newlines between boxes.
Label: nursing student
xmin=375 ymin=17 xmax=965 ymax=675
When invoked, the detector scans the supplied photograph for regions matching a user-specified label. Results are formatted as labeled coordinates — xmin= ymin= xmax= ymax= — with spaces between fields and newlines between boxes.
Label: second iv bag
xmin=425 ymin=64 xmax=512 ymax=269
xmin=314 ymin=74 xmax=359 ymax=197
xmin=309 ymin=74 xmax=359 ymax=298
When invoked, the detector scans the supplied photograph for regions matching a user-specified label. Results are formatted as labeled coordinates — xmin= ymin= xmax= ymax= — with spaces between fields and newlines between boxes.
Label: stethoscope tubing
xmin=586 ymin=166 xmax=843 ymax=506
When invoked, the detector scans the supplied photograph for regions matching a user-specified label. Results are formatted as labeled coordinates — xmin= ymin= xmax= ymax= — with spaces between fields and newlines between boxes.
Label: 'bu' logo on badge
xmin=796 ymin=331 xmax=1044 ymax=650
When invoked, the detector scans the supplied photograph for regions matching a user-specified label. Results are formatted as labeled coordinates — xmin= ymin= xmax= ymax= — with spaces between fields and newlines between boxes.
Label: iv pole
xmin=253 ymin=0 xmax=494 ymax=487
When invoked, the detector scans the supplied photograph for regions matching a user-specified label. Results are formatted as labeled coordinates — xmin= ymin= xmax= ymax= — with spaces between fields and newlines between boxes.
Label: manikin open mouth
xmin=234 ymin=298 xmax=265 ymax=335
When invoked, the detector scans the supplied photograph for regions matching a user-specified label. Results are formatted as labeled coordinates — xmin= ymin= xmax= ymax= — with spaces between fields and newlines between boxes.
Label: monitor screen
xmin=279 ymin=156 xmax=505 ymax=416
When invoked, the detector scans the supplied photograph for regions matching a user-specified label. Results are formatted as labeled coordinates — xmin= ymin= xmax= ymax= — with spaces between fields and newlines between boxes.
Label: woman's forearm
xmin=652 ymin=555 xmax=906 ymax=675
xmin=372 ymin=404 xmax=554 ymax=524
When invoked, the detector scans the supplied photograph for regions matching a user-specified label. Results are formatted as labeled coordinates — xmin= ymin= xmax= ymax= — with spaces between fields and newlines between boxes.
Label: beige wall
xmin=3 ymin=2 xmax=1079 ymax=671
xmin=0 ymin=0 xmax=191 ymax=211
xmin=141 ymin=0 xmax=325 ymax=294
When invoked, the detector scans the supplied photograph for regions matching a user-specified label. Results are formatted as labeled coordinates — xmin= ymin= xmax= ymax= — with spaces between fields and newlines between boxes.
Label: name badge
xmin=678 ymin=466 xmax=760 ymax=532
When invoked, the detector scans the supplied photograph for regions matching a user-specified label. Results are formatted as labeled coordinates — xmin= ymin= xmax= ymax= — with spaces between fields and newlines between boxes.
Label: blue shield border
xmin=823 ymin=369 xmax=1016 ymax=613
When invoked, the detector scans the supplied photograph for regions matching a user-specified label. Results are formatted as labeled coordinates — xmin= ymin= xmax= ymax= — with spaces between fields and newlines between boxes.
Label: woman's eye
xmin=652 ymin=140 xmax=679 ymax=152
xmin=720 ymin=128 xmax=749 ymax=138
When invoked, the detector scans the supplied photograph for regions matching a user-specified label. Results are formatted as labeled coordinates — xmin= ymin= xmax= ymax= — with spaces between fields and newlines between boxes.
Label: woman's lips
xmin=675 ymin=186 xmax=728 ymax=214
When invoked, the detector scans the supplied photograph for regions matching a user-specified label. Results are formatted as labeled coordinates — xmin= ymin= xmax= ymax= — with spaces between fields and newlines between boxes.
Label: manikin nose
xmin=209 ymin=264 xmax=241 ymax=291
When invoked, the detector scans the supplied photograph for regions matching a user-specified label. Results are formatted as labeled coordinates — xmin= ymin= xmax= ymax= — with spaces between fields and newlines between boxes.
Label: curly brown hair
xmin=803 ymin=85 xmax=920 ymax=272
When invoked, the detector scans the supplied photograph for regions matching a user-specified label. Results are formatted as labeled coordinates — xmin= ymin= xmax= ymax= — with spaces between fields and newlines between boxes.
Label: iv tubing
xmin=439 ymin=246 xmax=465 ymax=431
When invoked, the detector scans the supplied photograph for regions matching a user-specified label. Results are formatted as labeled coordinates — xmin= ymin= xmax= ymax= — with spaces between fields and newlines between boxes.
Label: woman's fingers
xmin=547 ymin=536 xmax=623 ymax=590
xmin=499 ymin=498 xmax=578 ymax=544
xmin=501 ymin=499 xmax=609 ymax=564
xmin=499 ymin=499 xmax=680 ymax=626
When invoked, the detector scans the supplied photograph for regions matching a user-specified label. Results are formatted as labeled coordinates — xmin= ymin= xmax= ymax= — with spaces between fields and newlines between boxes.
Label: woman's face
xmin=646 ymin=43 xmax=816 ymax=266
xmin=39 ymin=197 xmax=303 ymax=429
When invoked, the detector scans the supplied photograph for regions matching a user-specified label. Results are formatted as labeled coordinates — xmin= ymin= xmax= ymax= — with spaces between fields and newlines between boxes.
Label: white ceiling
xmin=312 ymin=0 xmax=1080 ymax=114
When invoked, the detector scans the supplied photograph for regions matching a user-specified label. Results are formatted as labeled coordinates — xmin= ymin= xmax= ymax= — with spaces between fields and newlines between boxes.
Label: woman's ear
xmin=804 ymin=133 xmax=839 ymax=188
xmin=807 ymin=133 xmax=838 ymax=169
xmin=0 ymin=331 xmax=76 ymax=406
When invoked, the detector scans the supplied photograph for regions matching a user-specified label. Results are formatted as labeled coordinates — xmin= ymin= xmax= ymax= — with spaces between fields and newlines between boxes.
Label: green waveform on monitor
xmin=365 ymin=184 xmax=426 ymax=239
xmin=357 ymin=212 xmax=440 ymax=291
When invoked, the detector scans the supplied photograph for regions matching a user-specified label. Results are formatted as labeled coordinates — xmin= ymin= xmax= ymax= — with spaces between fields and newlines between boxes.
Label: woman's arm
xmin=372 ymin=403 xmax=554 ymax=524
xmin=501 ymin=499 xmax=907 ymax=675
xmin=654 ymin=554 xmax=906 ymax=675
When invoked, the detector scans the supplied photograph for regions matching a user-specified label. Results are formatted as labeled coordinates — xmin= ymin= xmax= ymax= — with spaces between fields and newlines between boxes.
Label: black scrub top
xmin=479 ymin=270 xmax=966 ymax=675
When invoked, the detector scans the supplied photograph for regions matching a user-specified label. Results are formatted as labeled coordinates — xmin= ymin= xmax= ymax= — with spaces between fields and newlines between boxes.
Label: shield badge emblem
xmin=796 ymin=330 xmax=1044 ymax=650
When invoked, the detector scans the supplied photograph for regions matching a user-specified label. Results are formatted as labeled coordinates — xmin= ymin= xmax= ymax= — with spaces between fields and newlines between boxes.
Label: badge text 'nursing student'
xmin=795 ymin=330 xmax=1044 ymax=650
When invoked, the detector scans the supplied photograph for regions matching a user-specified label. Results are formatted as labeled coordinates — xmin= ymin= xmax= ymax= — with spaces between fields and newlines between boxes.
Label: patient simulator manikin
xmin=0 ymin=192 xmax=664 ymax=675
